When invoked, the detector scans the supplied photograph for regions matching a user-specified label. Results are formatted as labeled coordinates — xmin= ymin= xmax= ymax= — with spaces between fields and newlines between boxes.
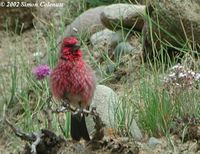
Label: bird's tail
xmin=71 ymin=114 xmax=90 ymax=141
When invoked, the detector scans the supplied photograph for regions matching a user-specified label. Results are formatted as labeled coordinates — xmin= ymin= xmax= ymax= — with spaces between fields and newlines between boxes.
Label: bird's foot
xmin=62 ymin=101 xmax=70 ymax=109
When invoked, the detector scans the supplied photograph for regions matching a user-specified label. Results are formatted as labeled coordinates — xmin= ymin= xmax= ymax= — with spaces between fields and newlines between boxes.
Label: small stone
xmin=106 ymin=64 xmax=116 ymax=74
xmin=130 ymin=119 xmax=143 ymax=141
xmin=114 ymin=42 xmax=135 ymax=61
xmin=147 ymin=137 xmax=162 ymax=148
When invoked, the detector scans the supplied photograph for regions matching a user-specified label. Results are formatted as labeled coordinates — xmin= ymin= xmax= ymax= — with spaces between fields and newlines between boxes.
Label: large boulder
xmin=85 ymin=85 xmax=118 ymax=135
xmin=143 ymin=0 xmax=200 ymax=60
xmin=100 ymin=4 xmax=145 ymax=32
xmin=63 ymin=6 xmax=105 ymax=38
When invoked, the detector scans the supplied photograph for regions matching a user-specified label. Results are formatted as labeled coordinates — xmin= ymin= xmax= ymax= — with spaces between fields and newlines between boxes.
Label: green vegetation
xmin=0 ymin=0 xmax=199 ymax=152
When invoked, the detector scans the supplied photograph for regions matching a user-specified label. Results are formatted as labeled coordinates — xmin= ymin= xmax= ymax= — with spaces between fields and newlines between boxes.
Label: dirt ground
xmin=0 ymin=2 xmax=200 ymax=153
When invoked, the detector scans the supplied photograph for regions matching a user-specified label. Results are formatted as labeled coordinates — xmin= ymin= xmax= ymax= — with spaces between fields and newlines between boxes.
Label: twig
xmin=5 ymin=119 xmax=36 ymax=142
xmin=31 ymin=132 xmax=43 ymax=154
xmin=5 ymin=119 xmax=43 ymax=154
xmin=52 ymin=101 xmax=99 ymax=117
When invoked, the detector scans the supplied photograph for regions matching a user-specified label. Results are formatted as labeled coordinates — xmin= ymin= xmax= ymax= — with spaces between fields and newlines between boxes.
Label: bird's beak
xmin=71 ymin=44 xmax=80 ymax=52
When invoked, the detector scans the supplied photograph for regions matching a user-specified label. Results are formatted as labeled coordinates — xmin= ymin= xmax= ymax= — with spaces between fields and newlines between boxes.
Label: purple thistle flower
xmin=32 ymin=65 xmax=51 ymax=80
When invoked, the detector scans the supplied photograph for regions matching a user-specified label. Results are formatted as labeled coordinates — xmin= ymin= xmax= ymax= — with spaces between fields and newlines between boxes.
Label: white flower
xmin=178 ymin=72 xmax=187 ymax=78
xmin=168 ymin=73 xmax=176 ymax=78
xmin=195 ymin=73 xmax=200 ymax=81
xmin=171 ymin=64 xmax=181 ymax=70
xmin=33 ymin=52 xmax=43 ymax=58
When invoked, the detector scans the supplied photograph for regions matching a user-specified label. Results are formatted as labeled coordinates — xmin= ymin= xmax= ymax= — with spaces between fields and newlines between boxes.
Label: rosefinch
xmin=50 ymin=37 xmax=96 ymax=141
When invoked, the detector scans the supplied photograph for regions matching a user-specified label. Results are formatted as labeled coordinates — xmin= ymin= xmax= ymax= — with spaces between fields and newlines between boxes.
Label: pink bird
xmin=50 ymin=37 xmax=96 ymax=141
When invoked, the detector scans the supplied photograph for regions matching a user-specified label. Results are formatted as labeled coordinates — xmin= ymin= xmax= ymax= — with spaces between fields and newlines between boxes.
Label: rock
xmin=147 ymin=137 xmax=162 ymax=148
xmin=130 ymin=119 xmax=143 ymax=141
xmin=114 ymin=42 xmax=136 ymax=61
xmin=112 ymin=30 xmax=126 ymax=47
xmin=86 ymin=85 xmax=118 ymax=135
xmin=100 ymin=4 xmax=145 ymax=32
xmin=90 ymin=29 xmax=123 ymax=50
xmin=0 ymin=0 xmax=35 ymax=32
xmin=62 ymin=6 xmax=105 ymax=39
xmin=143 ymin=1 xmax=200 ymax=60
xmin=106 ymin=64 xmax=116 ymax=74
xmin=131 ymin=0 xmax=150 ymax=4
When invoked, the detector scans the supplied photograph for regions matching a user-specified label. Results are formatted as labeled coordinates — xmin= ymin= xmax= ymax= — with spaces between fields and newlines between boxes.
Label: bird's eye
xmin=71 ymin=44 xmax=80 ymax=52
xmin=65 ymin=44 xmax=74 ymax=48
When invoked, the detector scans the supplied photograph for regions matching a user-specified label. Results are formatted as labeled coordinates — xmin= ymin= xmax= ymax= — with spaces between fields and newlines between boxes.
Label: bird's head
xmin=60 ymin=36 xmax=82 ymax=61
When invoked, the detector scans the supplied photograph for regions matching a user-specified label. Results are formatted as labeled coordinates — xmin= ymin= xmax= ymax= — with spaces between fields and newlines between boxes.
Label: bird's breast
xmin=50 ymin=60 xmax=96 ymax=107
